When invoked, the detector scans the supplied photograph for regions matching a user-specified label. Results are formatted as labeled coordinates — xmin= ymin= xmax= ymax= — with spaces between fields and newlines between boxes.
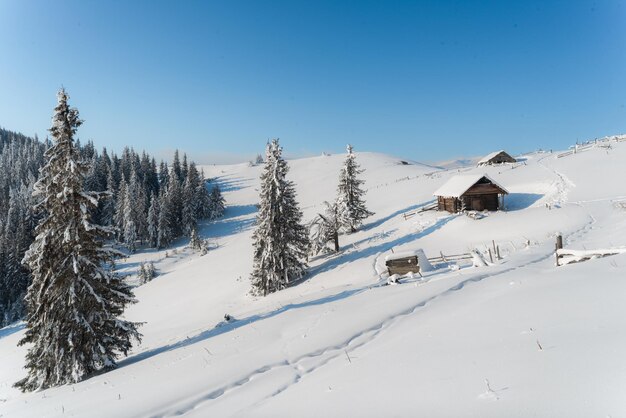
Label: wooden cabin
xmin=477 ymin=150 xmax=516 ymax=166
xmin=433 ymin=174 xmax=508 ymax=213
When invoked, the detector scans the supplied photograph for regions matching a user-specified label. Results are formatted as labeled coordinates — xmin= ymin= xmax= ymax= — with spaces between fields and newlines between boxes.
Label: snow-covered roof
xmin=477 ymin=150 xmax=506 ymax=165
xmin=385 ymin=249 xmax=426 ymax=262
xmin=477 ymin=150 xmax=516 ymax=166
xmin=433 ymin=174 xmax=508 ymax=198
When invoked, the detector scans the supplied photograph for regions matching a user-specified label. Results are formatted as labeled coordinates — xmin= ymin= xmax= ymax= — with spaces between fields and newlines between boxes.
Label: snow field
xmin=1 ymin=140 xmax=626 ymax=417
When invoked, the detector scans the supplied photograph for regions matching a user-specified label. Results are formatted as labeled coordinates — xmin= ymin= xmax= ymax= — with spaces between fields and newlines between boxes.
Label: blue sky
xmin=1 ymin=0 xmax=625 ymax=163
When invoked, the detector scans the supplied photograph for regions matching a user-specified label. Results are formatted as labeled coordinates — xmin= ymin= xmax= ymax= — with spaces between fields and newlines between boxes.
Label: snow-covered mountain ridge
xmin=1 ymin=137 xmax=626 ymax=417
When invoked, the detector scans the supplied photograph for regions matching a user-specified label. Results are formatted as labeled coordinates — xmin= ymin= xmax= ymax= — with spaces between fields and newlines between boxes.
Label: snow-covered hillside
xmin=2 ymin=139 xmax=626 ymax=417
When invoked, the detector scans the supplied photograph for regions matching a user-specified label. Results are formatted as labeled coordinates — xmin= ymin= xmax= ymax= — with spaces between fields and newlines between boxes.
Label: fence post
xmin=555 ymin=234 xmax=563 ymax=266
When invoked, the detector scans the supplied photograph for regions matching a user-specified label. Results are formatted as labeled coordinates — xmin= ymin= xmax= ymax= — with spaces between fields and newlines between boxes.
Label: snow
xmin=432 ymin=173 xmax=508 ymax=198
xmin=2 ymin=143 xmax=626 ymax=417
xmin=556 ymin=247 xmax=626 ymax=265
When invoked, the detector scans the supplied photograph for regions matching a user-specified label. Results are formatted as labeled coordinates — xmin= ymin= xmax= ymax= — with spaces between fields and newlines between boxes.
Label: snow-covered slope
xmin=2 ymin=140 xmax=626 ymax=417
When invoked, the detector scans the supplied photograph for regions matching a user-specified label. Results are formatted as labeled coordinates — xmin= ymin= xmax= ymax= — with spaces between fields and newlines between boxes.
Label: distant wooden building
xmin=477 ymin=150 xmax=516 ymax=166
xmin=433 ymin=174 xmax=508 ymax=213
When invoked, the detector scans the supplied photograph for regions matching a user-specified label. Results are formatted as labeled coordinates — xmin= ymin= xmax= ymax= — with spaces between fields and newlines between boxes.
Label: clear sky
xmin=1 ymin=0 xmax=625 ymax=163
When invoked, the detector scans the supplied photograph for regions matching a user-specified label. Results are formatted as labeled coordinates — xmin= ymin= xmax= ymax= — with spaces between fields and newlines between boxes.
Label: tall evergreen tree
xmin=196 ymin=169 xmax=212 ymax=219
xmin=128 ymin=169 xmax=147 ymax=243
xmin=166 ymin=173 xmax=183 ymax=237
xmin=172 ymin=149 xmax=182 ymax=183
xmin=114 ymin=176 xmax=128 ymax=241
xmin=157 ymin=188 xmax=174 ymax=249
xmin=100 ymin=165 xmax=116 ymax=227
xmin=147 ymin=192 xmax=160 ymax=248
xmin=182 ymin=162 xmax=201 ymax=236
xmin=16 ymin=89 xmax=140 ymax=391
xmin=122 ymin=182 xmax=137 ymax=253
xmin=208 ymin=184 xmax=225 ymax=219
xmin=336 ymin=144 xmax=373 ymax=233
xmin=250 ymin=139 xmax=308 ymax=296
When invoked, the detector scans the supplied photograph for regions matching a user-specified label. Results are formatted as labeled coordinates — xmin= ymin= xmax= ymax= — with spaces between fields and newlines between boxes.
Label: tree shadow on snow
xmin=0 ymin=322 xmax=25 ymax=340
xmin=199 ymin=204 xmax=258 ymax=240
xmin=210 ymin=176 xmax=253 ymax=193
xmin=309 ymin=215 xmax=456 ymax=278
xmin=361 ymin=200 xmax=436 ymax=232
xmin=505 ymin=193 xmax=544 ymax=211
xmin=118 ymin=287 xmax=368 ymax=369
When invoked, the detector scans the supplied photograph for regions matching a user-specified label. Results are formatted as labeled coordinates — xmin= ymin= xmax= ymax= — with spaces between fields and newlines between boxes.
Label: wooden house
xmin=433 ymin=174 xmax=508 ymax=213
xmin=477 ymin=150 xmax=516 ymax=166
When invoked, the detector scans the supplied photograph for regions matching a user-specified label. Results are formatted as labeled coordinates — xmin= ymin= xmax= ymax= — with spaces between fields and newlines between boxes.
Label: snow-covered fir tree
xmin=197 ymin=170 xmax=212 ymax=219
xmin=188 ymin=227 xmax=204 ymax=252
xmin=147 ymin=191 xmax=160 ymax=248
xmin=250 ymin=139 xmax=308 ymax=296
xmin=128 ymin=168 xmax=147 ymax=242
xmin=99 ymin=165 xmax=116 ymax=227
xmin=16 ymin=89 xmax=141 ymax=392
xmin=208 ymin=184 xmax=226 ymax=219
xmin=138 ymin=261 xmax=156 ymax=284
xmin=157 ymin=187 xmax=174 ymax=249
xmin=308 ymin=201 xmax=340 ymax=255
xmin=182 ymin=162 xmax=201 ymax=236
xmin=114 ymin=176 xmax=128 ymax=241
xmin=336 ymin=144 xmax=373 ymax=232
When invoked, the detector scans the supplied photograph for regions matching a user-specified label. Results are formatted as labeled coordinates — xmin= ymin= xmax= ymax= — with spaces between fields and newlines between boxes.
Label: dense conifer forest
xmin=0 ymin=126 xmax=224 ymax=327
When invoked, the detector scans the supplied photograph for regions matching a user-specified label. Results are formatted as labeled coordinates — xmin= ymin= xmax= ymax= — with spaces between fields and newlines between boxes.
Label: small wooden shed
xmin=433 ymin=174 xmax=508 ymax=213
xmin=477 ymin=150 xmax=516 ymax=166
xmin=386 ymin=255 xmax=420 ymax=276
xmin=385 ymin=250 xmax=433 ymax=276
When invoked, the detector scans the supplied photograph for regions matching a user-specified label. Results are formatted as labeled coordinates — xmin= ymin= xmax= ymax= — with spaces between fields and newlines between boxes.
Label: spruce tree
xmin=157 ymin=188 xmax=174 ymax=249
xmin=208 ymin=184 xmax=225 ymax=220
xmin=147 ymin=192 xmax=159 ymax=248
xmin=100 ymin=165 xmax=116 ymax=227
xmin=181 ymin=162 xmax=201 ymax=236
xmin=128 ymin=169 xmax=147 ymax=243
xmin=188 ymin=227 xmax=203 ymax=251
xmin=250 ymin=139 xmax=308 ymax=296
xmin=16 ymin=89 xmax=141 ymax=391
xmin=196 ymin=169 xmax=212 ymax=219
xmin=336 ymin=144 xmax=373 ymax=233
xmin=114 ymin=176 xmax=128 ymax=241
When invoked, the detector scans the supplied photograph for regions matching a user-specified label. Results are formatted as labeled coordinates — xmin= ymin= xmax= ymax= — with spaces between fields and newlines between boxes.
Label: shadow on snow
xmin=309 ymin=215 xmax=456 ymax=278
xmin=361 ymin=200 xmax=436 ymax=232
xmin=505 ymin=193 xmax=544 ymax=211
xmin=200 ymin=204 xmax=258 ymax=240
xmin=0 ymin=322 xmax=24 ymax=340
xmin=210 ymin=176 xmax=253 ymax=193
xmin=119 ymin=287 xmax=367 ymax=368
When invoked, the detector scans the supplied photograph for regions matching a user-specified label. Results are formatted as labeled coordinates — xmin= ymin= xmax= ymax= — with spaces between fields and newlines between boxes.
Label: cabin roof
xmin=477 ymin=150 xmax=515 ymax=165
xmin=433 ymin=174 xmax=508 ymax=198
